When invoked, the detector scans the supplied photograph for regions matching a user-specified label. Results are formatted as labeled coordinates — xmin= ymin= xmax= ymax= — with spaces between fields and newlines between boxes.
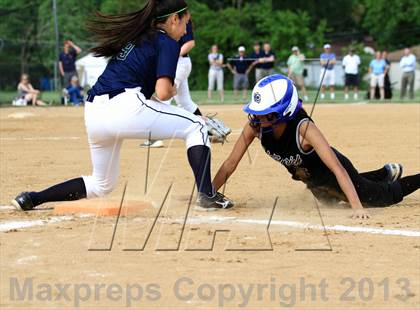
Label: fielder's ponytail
xmin=88 ymin=0 xmax=188 ymax=58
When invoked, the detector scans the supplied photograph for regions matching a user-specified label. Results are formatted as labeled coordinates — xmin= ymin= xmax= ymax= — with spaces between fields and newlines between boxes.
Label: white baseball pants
xmin=82 ymin=88 xmax=209 ymax=198
xmin=319 ymin=69 xmax=335 ymax=86
xmin=173 ymin=57 xmax=198 ymax=113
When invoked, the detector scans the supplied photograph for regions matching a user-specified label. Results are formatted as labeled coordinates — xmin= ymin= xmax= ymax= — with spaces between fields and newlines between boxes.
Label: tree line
xmin=0 ymin=0 xmax=418 ymax=90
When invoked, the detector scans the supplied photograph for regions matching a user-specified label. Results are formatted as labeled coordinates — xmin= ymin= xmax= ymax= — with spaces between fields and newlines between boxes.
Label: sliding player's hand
xmin=351 ymin=208 xmax=370 ymax=219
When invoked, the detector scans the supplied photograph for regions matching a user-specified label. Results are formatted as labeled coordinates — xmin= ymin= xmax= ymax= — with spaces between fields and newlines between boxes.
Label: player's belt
xmin=86 ymin=89 xmax=126 ymax=102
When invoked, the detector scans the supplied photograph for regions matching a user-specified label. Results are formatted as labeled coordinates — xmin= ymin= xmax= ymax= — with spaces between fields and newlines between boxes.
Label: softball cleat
xmin=195 ymin=192 xmax=234 ymax=211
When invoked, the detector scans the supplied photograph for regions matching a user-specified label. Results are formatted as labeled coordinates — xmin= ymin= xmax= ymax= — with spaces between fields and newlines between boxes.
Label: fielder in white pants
xmin=84 ymin=88 xmax=208 ymax=198
xmin=173 ymin=56 xmax=198 ymax=113
xmin=11 ymin=9 xmax=234 ymax=211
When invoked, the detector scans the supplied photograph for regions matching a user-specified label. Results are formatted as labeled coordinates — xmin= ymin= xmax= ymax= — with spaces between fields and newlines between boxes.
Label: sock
xmin=398 ymin=174 xmax=420 ymax=197
xmin=187 ymin=145 xmax=214 ymax=196
xmin=193 ymin=108 xmax=202 ymax=116
xmin=29 ymin=177 xmax=87 ymax=207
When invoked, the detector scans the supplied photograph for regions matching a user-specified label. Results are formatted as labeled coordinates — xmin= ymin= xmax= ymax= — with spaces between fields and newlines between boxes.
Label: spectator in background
xmin=250 ymin=42 xmax=264 ymax=83
xmin=399 ymin=47 xmax=416 ymax=99
xmin=320 ymin=44 xmax=336 ymax=100
xmin=369 ymin=51 xmax=388 ymax=100
xmin=17 ymin=74 xmax=47 ymax=106
xmin=342 ymin=48 xmax=361 ymax=100
xmin=59 ymin=40 xmax=82 ymax=87
xmin=207 ymin=44 xmax=224 ymax=102
xmin=287 ymin=46 xmax=309 ymax=101
xmin=66 ymin=76 xmax=84 ymax=106
xmin=257 ymin=42 xmax=276 ymax=79
xmin=227 ymin=46 xmax=253 ymax=100
xmin=382 ymin=50 xmax=392 ymax=99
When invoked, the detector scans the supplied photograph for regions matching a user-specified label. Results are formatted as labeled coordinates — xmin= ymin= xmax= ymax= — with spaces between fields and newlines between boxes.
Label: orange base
xmin=53 ymin=199 xmax=151 ymax=216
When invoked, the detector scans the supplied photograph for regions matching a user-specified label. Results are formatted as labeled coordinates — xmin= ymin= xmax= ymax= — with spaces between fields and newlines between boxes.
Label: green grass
xmin=1 ymin=89 xmax=419 ymax=106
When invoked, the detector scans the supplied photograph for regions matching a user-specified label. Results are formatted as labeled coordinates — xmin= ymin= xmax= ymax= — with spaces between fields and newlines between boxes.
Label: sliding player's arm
xmin=213 ymin=123 xmax=256 ymax=191
xmin=300 ymin=121 xmax=370 ymax=219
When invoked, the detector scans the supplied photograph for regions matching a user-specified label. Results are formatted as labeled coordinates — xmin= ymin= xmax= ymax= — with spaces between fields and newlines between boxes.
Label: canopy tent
xmin=76 ymin=53 xmax=107 ymax=88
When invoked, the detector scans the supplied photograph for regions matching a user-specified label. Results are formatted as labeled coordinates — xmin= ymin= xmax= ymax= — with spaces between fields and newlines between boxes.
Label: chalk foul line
xmin=0 ymin=213 xmax=419 ymax=237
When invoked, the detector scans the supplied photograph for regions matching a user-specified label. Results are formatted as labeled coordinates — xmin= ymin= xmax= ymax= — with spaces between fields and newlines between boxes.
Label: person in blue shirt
xmin=319 ymin=44 xmax=337 ymax=100
xmin=399 ymin=47 xmax=417 ymax=99
xmin=59 ymin=40 xmax=82 ymax=87
xmin=66 ymin=76 xmax=84 ymax=106
xmin=227 ymin=46 xmax=253 ymax=100
xmin=11 ymin=0 xmax=234 ymax=212
xmin=369 ymin=51 xmax=389 ymax=100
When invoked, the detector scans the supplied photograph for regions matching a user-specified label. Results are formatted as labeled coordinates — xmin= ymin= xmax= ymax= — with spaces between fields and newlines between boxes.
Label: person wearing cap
xmin=319 ymin=44 xmax=336 ymax=100
xmin=227 ymin=46 xmax=253 ymax=100
xmin=342 ymin=48 xmax=361 ymax=100
xmin=287 ymin=46 xmax=309 ymax=101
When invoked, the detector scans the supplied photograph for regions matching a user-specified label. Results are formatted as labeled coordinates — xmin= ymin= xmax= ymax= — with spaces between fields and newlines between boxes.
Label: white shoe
xmin=344 ymin=94 xmax=349 ymax=100
xmin=330 ymin=93 xmax=335 ymax=100
xmin=320 ymin=93 xmax=325 ymax=99
xmin=140 ymin=140 xmax=164 ymax=148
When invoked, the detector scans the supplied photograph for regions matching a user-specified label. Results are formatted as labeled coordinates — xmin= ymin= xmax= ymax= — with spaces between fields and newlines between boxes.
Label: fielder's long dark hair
xmin=88 ymin=0 xmax=188 ymax=58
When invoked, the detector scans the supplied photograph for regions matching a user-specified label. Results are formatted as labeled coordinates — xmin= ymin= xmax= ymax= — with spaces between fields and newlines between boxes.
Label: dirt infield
xmin=0 ymin=104 xmax=419 ymax=309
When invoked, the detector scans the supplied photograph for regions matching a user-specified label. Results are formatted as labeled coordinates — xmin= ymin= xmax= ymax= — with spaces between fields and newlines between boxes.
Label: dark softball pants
xmin=308 ymin=150 xmax=403 ymax=207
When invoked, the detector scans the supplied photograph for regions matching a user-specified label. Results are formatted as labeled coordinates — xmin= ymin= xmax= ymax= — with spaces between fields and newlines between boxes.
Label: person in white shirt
xmin=342 ymin=48 xmax=361 ymax=100
xmin=208 ymin=44 xmax=225 ymax=102
xmin=399 ymin=48 xmax=417 ymax=99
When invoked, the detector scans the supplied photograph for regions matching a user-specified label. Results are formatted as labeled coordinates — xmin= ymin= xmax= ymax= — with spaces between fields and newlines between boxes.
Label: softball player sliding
xmin=213 ymin=74 xmax=419 ymax=219
xmin=141 ymin=19 xmax=201 ymax=148
xmin=11 ymin=0 xmax=233 ymax=211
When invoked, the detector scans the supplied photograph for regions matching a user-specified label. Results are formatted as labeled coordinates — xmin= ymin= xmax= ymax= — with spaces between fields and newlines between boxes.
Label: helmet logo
xmin=254 ymin=92 xmax=261 ymax=104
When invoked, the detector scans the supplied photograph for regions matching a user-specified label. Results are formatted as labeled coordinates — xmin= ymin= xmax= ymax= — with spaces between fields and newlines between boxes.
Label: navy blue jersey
xmin=229 ymin=55 xmax=252 ymax=74
xmin=91 ymin=31 xmax=180 ymax=99
xmin=259 ymin=109 xmax=334 ymax=187
xmin=59 ymin=50 xmax=77 ymax=72
xmin=179 ymin=21 xmax=194 ymax=49
xmin=259 ymin=50 xmax=275 ymax=69
xmin=250 ymin=51 xmax=264 ymax=68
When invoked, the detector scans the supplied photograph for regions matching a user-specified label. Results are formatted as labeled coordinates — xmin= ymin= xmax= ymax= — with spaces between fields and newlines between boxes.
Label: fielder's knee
xmin=185 ymin=116 xmax=210 ymax=149
xmin=82 ymin=175 xmax=118 ymax=198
